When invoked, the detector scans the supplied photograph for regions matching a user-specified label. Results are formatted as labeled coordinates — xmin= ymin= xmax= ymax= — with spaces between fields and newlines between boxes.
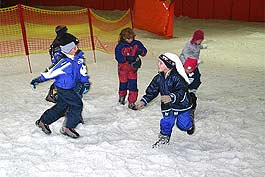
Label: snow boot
xmin=118 ymin=96 xmax=125 ymax=105
xmin=35 ymin=119 xmax=51 ymax=135
xmin=187 ymin=123 xmax=195 ymax=135
xmin=60 ymin=127 xmax=80 ymax=139
xmin=152 ymin=133 xmax=170 ymax=148
xmin=128 ymin=103 xmax=137 ymax=110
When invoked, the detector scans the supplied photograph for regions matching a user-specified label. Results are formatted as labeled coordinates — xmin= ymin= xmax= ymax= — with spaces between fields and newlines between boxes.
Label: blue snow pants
xmin=40 ymin=87 xmax=83 ymax=128
xmin=160 ymin=110 xmax=193 ymax=136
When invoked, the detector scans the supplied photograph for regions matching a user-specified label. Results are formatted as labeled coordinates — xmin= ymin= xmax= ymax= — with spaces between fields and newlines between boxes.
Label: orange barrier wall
xmin=134 ymin=0 xmax=175 ymax=38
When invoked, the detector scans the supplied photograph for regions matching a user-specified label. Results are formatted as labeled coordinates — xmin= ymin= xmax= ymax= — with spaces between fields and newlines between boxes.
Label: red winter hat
xmin=184 ymin=57 xmax=198 ymax=73
xmin=191 ymin=29 xmax=204 ymax=43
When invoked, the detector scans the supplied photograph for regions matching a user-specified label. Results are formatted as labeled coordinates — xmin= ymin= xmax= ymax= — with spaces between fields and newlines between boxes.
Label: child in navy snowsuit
xmin=183 ymin=57 xmax=201 ymax=117
xmin=115 ymin=27 xmax=147 ymax=110
xmin=31 ymin=36 xmax=90 ymax=138
xmin=136 ymin=53 xmax=194 ymax=147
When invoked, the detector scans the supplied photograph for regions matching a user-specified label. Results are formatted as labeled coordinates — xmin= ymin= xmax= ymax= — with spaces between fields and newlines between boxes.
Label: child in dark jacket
xmin=183 ymin=57 xmax=201 ymax=118
xmin=30 ymin=36 xmax=90 ymax=138
xmin=136 ymin=52 xmax=194 ymax=148
xmin=49 ymin=25 xmax=68 ymax=60
xmin=115 ymin=27 xmax=147 ymax=110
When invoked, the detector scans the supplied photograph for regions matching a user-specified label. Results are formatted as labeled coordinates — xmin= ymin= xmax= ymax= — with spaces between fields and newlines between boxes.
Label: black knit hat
xmin=55 ymin=25 xmax=68 ymax=36
xmin=59 ymin=33 xmax=79 ymax=46
xmin=159 ymin=54 xmax=176 ymax=69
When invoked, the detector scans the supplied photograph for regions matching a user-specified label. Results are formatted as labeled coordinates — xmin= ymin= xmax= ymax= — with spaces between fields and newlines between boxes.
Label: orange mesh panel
xmin=21 ymin=5 xmax=91 ymax=54
xmin=0 ymin=6 xmax=25 ymax=57
xmin=0 ymin=5 xmax=132 ymax=58
xmin=90 ymin=9 xmax=132 ymax=53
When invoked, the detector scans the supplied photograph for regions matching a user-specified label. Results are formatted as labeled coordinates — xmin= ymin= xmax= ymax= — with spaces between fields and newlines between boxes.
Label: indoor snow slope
xmin=0 ymin=17 xmax=264 ymax=177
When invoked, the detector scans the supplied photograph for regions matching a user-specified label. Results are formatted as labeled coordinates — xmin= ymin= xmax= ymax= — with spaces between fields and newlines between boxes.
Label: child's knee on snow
xmin=176 ymin=111 xmax=193 ymax=131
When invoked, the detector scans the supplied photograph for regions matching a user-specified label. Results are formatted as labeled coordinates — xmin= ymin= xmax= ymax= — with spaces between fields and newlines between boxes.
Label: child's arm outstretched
xmin=136 ymin=75 xmax=160 ymax=110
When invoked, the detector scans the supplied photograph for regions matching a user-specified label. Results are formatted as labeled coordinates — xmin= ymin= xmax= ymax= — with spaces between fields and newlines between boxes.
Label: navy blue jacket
xmin=115 ymin=39 xmax=147 ymax=64
xmin=141 ymin=69 xmax=192 ymax=115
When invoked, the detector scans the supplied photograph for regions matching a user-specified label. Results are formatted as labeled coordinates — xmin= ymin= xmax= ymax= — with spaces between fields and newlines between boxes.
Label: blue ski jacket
xmin=39 ymin=51 xmax=89 ymax=89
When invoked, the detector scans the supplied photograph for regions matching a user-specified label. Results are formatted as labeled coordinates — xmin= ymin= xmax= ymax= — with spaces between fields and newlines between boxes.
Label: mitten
xmin=161 ymin=95 xmax=172 ymax=104
xmin=130 ymin=57 xmax=142 ymax=68
xmin=136 ymin=101 xmax=145 ymax=110
xmin=202 ymin=44 xmax=208 ymax=49
xmin=80 ymin=82 xmax=91 ymax=94
xmin=30 ymin=77 xmax=42 ymax=89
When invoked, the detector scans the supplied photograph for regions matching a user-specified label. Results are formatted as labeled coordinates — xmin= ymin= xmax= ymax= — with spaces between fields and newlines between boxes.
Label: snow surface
xmin=0 ymin=17 xmax=264 ymax=177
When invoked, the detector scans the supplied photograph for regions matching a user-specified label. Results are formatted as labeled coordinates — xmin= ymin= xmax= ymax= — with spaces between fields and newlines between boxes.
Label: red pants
xmin=118 ymin=62 xmax=138 ymax=103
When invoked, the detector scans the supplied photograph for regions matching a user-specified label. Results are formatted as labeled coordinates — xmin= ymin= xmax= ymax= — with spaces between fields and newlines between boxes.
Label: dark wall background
xmin=174 ymin=0 xmax=264 ymax=22
xmin=1 ymin=0 xmax=264 ymax=22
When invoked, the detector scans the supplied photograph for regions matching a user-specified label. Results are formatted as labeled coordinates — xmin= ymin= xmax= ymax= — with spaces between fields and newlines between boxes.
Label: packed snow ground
xmin=0 ymin=17 xmax=264 ymax=177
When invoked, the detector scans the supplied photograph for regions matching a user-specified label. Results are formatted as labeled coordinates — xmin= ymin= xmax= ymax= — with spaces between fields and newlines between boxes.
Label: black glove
xmin=30 ymin=77 xmax=42 ymax=89
xmin=130 ymin=57 xmax=142 ymax=68
xmin=80 ymin=82 xmax=91 ymax=94
xmin=126 ymin=56 xmax=137 ymax=63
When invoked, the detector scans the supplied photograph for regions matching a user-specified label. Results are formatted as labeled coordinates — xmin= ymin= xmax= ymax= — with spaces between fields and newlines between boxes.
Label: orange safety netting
xmin=0 ymin=5 xmax=132 ymax=59
xmin=22 ymin=5 xmax=91 ymax=55
xmin=90 ymin=9 xmax=132 ymax=53
xmin=0 ymin=6 xmax=25 ymax=57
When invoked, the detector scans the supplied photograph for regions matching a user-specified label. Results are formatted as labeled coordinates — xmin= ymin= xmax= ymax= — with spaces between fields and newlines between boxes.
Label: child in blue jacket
xmin=31 ymin=36 xmax=90 ymax=138
xmin=136 ymin=53 xmax=194 ymax=148
xmin=115 ymin=27 xmax=147 ymax=110
xmin=46 ymin=28 xmax=79 ymax=103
